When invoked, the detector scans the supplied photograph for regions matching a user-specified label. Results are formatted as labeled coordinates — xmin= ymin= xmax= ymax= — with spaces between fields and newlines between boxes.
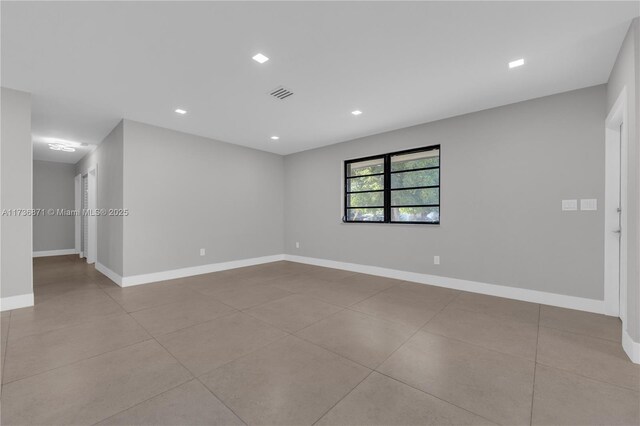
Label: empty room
xmin=1 ymin=1 xmax=639 ymax=425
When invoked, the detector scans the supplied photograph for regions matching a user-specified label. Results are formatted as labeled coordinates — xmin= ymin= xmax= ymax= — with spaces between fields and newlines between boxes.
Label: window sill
xmin=340 ymin=220 xmax=440 ymax=227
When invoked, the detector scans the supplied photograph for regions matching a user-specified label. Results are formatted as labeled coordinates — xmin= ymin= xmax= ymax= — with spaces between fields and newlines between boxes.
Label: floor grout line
xmin=533 ymin=361 xmax=640 ymax=394
xmin=291 ymin=332 xmax=377 ymax=372
xmin=131 ymin=308 xmax=243 ymax=339
xmin=120 ymin=310 xmax=250 ymax=426
xmin=435 ymin=302 xmax=541 ymax=326
xmin=191 ymin=332 xmax=293 ymax=380
xmin=1 ymin=334 xmax=157 ymax=386
xmin=14 ymin=258 xmax=639 ymax=425
xmin=194 ymin=376 xmax=249 ymax=426
xmin=372 ymin=369 xmax=499 ymax=425
xmin=88 ymin=377 xmax=195 ymax=426
xmin=530 ymin=304 xmax=541 ymax=426
xmin=363 ymin=287 xmax=497 ymax=424
xmin=536 ymin=323 xmax=624 ymax=345
xmin=1 ymin=309 xmax=12 ymax=395
xmin=1 ymin=270 xmax=141 ymax=386
xmin=276 ymin=283 xmax=461 ymax=377
xmin=286 ymin=307 xmax=348 ymax=334
xmin=311 ymin=369 xmax=375 ymax=426
xmin=362 ymin=291 xmax=506 ymax=425
xmin=417 ymin=328 xmax=537 ymax=363
xmin=300 ymin=290 xmax=502 ymax=425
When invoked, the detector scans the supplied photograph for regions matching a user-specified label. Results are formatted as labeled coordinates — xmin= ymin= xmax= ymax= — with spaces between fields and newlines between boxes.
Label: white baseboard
xmin=96 ymin=255 xmax=286 ymax=288
xmin=96 ymin=252 xmax=607 ymax=316
xmin=93 ymin=252 xmax=636 ymax=364
xmin=33 ymin=249 xmax=78 ymax=258
xmin=284 ymin=255 xmax=607 ymax=315
xmin=1 ymin=293 xmax=34 ymax=311
xmin=622 ymin=327 xmax=640 ymax=364
xmin=121 ymin=254 xmax=285 ymax=287
xmin=95 ymin=262 xmax=124 ymax=286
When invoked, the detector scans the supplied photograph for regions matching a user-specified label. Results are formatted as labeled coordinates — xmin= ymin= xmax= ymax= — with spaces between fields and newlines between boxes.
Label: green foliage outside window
xmin=346 ymin=149 xmax=440 ymax=222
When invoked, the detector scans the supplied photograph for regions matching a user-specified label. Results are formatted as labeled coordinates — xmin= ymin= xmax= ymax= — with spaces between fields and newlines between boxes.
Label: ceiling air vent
xmin=269 ymin=86 xmax=294 ymax=100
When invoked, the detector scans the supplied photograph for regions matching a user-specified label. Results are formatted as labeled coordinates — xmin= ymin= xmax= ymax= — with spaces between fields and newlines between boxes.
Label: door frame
xmin=604 ymin=87 xmax=628 ymax=322
xmin=75 ymin=165 xmax=97 ymax=264
xmin=87 ymin=166 xmax=97 ymax=264
xmin=74 ymin=174 xmax=81 ymax=257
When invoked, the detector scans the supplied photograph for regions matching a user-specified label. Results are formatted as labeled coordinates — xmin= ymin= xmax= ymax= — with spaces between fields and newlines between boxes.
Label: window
xmin=344 ymin=145 xmax=440 ymax=224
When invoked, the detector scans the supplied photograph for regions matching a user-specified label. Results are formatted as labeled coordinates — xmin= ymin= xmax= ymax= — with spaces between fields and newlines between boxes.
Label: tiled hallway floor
xmin=1 ymin=256 xmax=638 ymax=425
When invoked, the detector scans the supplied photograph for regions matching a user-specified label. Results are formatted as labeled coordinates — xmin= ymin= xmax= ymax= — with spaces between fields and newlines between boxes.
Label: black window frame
xmin=343 ymin=144 xmax=440 ymax=225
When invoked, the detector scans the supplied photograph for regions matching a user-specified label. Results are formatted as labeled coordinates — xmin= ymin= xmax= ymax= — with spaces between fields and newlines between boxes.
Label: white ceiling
xmin=2 ymin=1 xmax=638 ymax=163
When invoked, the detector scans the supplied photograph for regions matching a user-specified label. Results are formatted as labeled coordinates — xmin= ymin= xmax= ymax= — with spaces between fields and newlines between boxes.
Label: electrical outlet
xmin=434 ymin=255 xmax=440 ymax=265
xmin=295 ymin=242 xmax=300 ymax=249
xmin=200 ymin=248 xmax=205 ymax=256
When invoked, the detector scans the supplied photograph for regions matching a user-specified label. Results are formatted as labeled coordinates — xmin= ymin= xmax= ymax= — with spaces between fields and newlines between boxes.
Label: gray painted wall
xmin=122 ymin=120 xmax=284 ymax=276
xmin=607 ymin=17 xmax=639 ymax=342
xmin=1 ymin=87 xmax=33 ymax=299
xmin=76 ymin=121 xmax=124 ymax=275
xmin=33 ymin=160 xmax=76 ymax=252
xmin=284 ymin=85 xmax=606 ymax=301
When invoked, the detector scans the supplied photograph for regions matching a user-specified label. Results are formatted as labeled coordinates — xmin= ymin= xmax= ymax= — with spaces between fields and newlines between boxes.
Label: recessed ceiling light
xmin=175 ymin=108 xmax=187 ymax=115
xmin=508 ymin=58 xmax=525 ymax=69
xmin=252 ymin=53 xmax=269 ymax=64
xmin=351 ymin=110 xmax=363 ymax=116
xmin=270 ymin=136 xmax=280 ymax=140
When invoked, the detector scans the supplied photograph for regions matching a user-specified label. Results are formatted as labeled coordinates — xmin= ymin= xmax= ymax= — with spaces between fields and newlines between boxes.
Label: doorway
xmin=604 ymin=88 xmax=627 ymax=325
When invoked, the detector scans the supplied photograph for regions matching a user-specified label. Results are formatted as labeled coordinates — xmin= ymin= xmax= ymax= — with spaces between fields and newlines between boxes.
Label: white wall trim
xmin=33 ymin=249 xmax=78 ymax=258
xmin=1 ymin=293 xmax=34 ymax=311
xmin=622 ymin=328 xmax=640 ymax=364
xmin=604 ymin=86 xmax=628 ymax=318
xmin=74 ymin=173 xmax=81 ymax=254
xmin=87 ymin=166 xmax=98 ymax=265
xmin=284 ymin=255 xmax=607 ymax=315
xmin=121 ymin=254 xmax=285 ymax=287
xmin=96 ymin=255 xmax=285 ymax=288
xmin=94 ymin=252 xmax=634 ymax=361
xmin=95 ymin=262 xmax=123 ymax=286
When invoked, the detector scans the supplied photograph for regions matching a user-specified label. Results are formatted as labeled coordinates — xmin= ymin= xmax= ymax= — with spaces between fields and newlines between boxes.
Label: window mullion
xmin=344 ymin=145 xmax=440 ymax=224
xmin=384 ymin=154 xmax=391 ymax=223
xmin=343 ymin=160 xmax=348 ymax=221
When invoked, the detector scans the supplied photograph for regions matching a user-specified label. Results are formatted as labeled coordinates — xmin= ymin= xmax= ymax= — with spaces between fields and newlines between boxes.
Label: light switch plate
xmin=580 ymin=199 xmax=597 ymax=211
xmin=562 ymin=199 xmax=578 ymax=211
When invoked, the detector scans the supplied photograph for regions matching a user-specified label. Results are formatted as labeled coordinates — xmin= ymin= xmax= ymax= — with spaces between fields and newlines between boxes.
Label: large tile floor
xmin=1 ymin=256 xmax=638 ymax=425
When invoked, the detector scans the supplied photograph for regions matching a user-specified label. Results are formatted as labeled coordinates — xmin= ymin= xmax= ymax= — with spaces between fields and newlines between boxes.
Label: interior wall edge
xmin=622 ymin=328 xmax=640 ymax=363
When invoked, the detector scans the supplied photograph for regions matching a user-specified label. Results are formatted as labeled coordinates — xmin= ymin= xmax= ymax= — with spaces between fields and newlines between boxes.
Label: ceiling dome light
xmin=48 ymin=143 xmax=75 ymax=152
xmin=41 ymin=137 xmax=83 ymax=147
xmin=351 ymin=110 xmax=363 ymax=116
xmin=175 ymin=108 xmax=187 ymax=115
xmin=270 ymin=136 xmax=280 ymax=140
